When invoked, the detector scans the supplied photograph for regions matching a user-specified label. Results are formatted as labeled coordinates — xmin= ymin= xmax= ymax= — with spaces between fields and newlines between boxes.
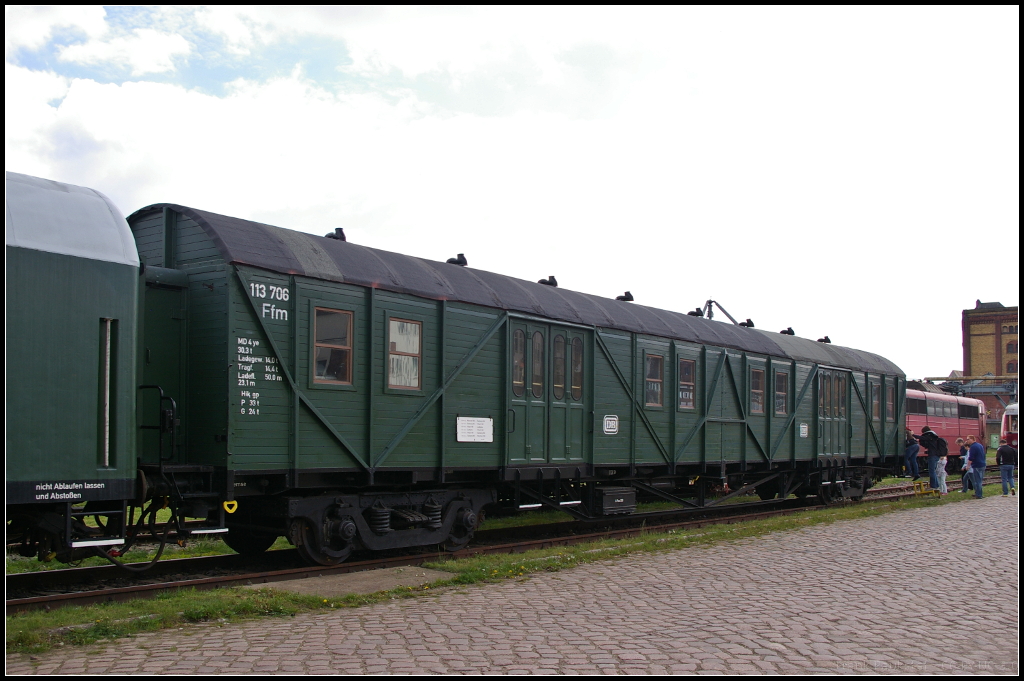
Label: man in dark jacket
xmin=996 ymin=438 xmax=1017 ymax=496
xmin=918 ymin=427 xmax=941 ymax=490
xmin=965 ymin=435 xmax=987 ymax=499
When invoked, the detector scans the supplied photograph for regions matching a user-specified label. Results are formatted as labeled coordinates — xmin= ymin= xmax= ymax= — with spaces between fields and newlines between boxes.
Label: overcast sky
xmin=6 ymin=6 xmax=1019 ymax=380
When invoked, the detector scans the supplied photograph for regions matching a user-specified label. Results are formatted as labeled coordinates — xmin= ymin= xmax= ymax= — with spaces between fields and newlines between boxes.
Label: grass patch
xmin=6 ymin=483 xmax=1005 ymax=655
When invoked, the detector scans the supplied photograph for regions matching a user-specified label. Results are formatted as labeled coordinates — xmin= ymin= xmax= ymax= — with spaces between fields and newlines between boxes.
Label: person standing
xmin=996 ymin=438 xmax=1017 ymax=497
xmin=935 ymin=448 xmax=948 ymax=495
xmin=956 ymin=438 xmax=972 ymax=493
xmin=965 ymin=435 xmax=986 ymax=499
xmin=904 ymin=428 xmax=921 ymax=480
xmin=918 ymin=427 xmax=941 ymax=490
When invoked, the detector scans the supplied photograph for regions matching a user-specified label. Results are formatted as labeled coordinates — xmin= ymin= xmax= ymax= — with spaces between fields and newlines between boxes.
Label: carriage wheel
xmin=442 ymin=508 xmax=477 ymax=552
xmin=294 ymin=520 xmax=352 ymax=566
xmin=223 ymin=528 xmax=278 ymax=556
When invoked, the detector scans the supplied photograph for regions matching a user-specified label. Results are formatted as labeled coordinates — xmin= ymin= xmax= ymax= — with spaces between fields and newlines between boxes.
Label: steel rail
xmin=13 ymin=479 xmax=1001 ymax=616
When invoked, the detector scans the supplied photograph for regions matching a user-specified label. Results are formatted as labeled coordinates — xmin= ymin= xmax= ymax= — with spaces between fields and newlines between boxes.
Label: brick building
xmin=961 ymin=300 xmax=1018 ymax=436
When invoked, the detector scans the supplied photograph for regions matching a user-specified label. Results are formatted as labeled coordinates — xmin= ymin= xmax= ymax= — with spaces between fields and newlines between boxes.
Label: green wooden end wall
xmin=132 ymin=209 xmax=229 ymax=466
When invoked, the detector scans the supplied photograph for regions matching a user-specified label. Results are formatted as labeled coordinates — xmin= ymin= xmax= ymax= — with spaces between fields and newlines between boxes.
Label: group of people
xmin=903 ymin=427 xmax=1017 ymax=499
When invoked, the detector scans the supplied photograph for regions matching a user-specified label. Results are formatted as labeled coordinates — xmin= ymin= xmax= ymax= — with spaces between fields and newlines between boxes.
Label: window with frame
xmin=552 ymin=335 xmax=566 ymax=400
xmin=907 ymin=398 xmax=927 ymax=415
xmin=958 ymin=403 xmax=979 ymax=419
xmin=774 ymin=371 xmax=787 ymax=415
xmin=645 ymin=354 xmax=663 ymax=407
xmin=314 ymin=308 xmax=353 ymax=384
xmin=836 ymin=374 xmax=846 ymax=417
xmin=512 ymin=329 xmax=526 ymax=397
xmin=1007 ymin=341 xmax=1017 ymax=355
xmin=388 ymin=319 xmax=421 ymax=389
xmin=818 ymin=374 xmax=826 ymax=416
xmin=531 ymin=331 xmax=545 ymax=398
xmin=1009 ymin=361 xmax=1018 ymax=373
xmin=570 ymin=337 xmax=583 ymax=401
xmin=750 ymin=369 xmax=765 ymax=414
xmin=871 ymin=384 xmax=880 ymax=420
xmin=886 ymin=385 xmax=894 ymax=420
xmin=678 ymin=359 xmax=696 ymax=410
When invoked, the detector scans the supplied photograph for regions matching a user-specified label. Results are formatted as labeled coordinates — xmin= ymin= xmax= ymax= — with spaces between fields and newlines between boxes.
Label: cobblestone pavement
xmin=8 ymin=497 xmax=1018 ymax=675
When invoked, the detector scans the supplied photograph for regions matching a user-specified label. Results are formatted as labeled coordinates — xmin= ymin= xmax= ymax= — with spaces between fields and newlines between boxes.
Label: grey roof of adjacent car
xmin=130 ymin=203 xmax=904 ymax=376
xmin=5 ymin=172 xmax=139 ymax=267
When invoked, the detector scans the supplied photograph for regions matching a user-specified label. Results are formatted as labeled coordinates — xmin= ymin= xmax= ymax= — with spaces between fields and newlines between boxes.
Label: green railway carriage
xmin=6 ymin=172 xmax=140 ymax=556
xmin=123 ymin=202 xmax=907 ymax=564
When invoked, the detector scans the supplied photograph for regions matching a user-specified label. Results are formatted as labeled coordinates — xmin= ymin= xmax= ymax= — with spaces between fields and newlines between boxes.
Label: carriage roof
xmin=6 ymin=171 xmax=139 ymax=267
xmin=130 ymin=202 xmax=904 ymax=377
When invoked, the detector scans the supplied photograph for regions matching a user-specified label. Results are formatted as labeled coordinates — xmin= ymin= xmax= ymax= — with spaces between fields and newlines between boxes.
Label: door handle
xmin=507 ymin=409 xmax=516 ymax=433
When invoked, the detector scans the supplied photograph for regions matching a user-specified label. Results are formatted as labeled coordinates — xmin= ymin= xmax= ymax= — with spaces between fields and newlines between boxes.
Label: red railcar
xmin=1002 ymin=403 xmax=1018 ymax=449
xmin=905 ymin=389 xmax=986 ymax=468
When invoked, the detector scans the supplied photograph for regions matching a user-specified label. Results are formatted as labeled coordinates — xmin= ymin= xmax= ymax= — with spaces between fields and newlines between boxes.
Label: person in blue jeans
xmin=965 ymin=435 xmax=986 ymax=499
xmin=904 ymin=428 xmax=920 ymax=479
xmin=918 ymin=427 xmax=941 ymax=489
xmin=996 ymin=438 xmax=1017 ymax=496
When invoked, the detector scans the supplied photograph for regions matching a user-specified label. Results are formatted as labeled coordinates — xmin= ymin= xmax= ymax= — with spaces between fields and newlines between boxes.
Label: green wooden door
xmin=508 ymin=322 xmax=548 ymax=463
xmin=817 ymin=370 xmax=848 ymax=457
xmin=139 ymin=285 xmax=186 ymax=463
xmin=548 ymin=330 xmax=586 ymax=463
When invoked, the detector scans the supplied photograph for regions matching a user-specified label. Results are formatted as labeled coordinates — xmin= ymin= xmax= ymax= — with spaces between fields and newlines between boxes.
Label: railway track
xmin=6 ymin=478 xmax=999 ymax=615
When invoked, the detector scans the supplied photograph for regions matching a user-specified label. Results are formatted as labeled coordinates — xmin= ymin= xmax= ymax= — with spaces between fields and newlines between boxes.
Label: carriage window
xmin=571 ymin=337 xmax=583 ymax=401
xmin=818 ymin=374 xmax=825 ymax=417
xmin=314 ymin=308 xmax=353 ymax=384
xmin=831 ymin=374 xmax=840 ymax=417
xmin=944 ymin=402 xmax=956 ymax=418
xmin=679 ymin=359 xmax=696 ymax=410
xmin=837 ymin=375 xmax=846 ymax=417
xmin=775 ymin=371 xmax=787 ymax=415
xmin=871 ymin=384 xmax=880 ymax=420
xmin=906 ymin=398 xmax=927 ymax=415
xmin=825 ymin=373 xmax=832 ymax=417
xmin=388 ymin=319 xmax=421 ymax=389
xmin=750 ymin=369 xmax=765 ymax=414
xmin=926 ymin=400 xmax=938 ymax=417
xmin=958 ymin=403 xmax=979 ymax=419
xmin=645 ymin=355 xmax=663 ymax=407
xmin=512 ymin=330 xmax=526 ymax=397
xmin=531 ymin=331 xmax=544 ymax=398
xmin=552 ymin=335 xmax=566 ymax=400
xmin=886 ymin=385 xmax=894 ymax=420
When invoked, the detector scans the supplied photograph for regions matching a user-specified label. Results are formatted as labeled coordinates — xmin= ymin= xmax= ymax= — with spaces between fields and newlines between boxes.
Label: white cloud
xmin=58 ymin=28 xmax=191 ymax=75
xmin=4 ymin=6 xmax=1019 ymax=380
xmin=4 ymin=5 xmax=107 ymax=58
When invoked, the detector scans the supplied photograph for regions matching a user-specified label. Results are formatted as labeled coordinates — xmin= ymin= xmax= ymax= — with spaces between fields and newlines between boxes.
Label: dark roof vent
xmin=446 ymin=253 xmax=468 ymax=266
xmin=325 ymin=228 xmax=346 ymax=241
xmin=538 ymin=276 xmax=558 ymax=287
xmin=615 ymin=291 xmax=634 ymax=301
xmin=817 ymin=336 xmax=832 ymax=344
xmin=739 ymin=318 xmax=755 ymax=328
xmin=687 ymin=308 xmax=704 ymax=317
xmin=780 ymin=327 xmax=795 ymax=335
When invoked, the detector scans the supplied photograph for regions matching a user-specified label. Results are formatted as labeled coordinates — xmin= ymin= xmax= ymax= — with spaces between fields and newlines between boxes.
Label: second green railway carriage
xmin=126 ymin=203 xmax=906 ymax=564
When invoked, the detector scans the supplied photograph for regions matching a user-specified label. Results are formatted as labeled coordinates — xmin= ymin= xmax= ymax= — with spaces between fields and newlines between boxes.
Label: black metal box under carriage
xmin=592 ymin=486 xmax=637 ymax=515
